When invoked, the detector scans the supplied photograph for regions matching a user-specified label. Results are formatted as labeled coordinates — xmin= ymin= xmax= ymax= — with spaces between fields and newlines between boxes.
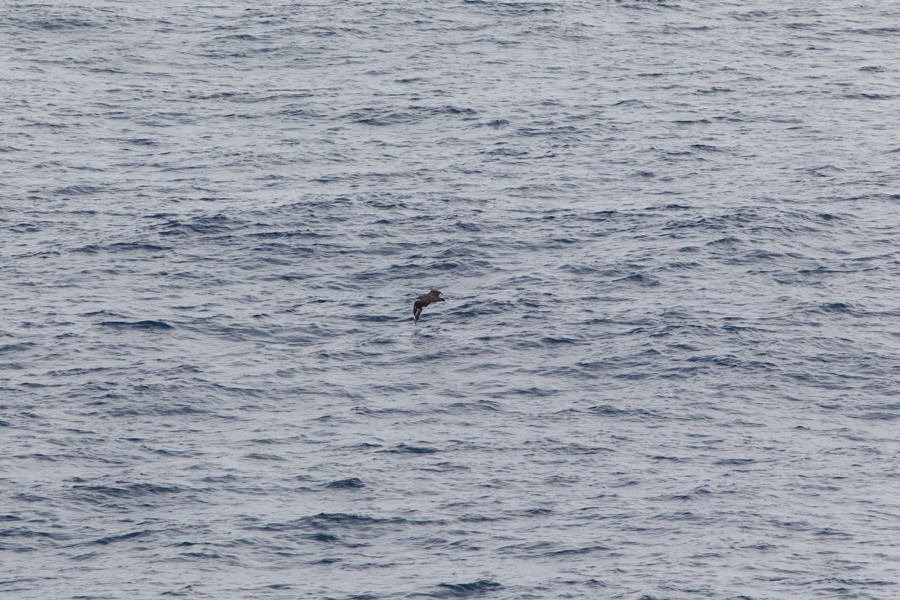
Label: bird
xmin=413 ymin=289 xmax=445 ymax=323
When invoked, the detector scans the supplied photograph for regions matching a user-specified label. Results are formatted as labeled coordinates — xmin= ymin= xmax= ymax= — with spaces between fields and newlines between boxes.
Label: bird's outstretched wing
xmin=413 ymin=298 xmax=429 ymax=322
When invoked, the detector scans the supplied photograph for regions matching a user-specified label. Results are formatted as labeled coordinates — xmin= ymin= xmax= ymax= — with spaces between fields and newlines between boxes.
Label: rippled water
xmin=2 ymin=1 xmax=898 ymax=598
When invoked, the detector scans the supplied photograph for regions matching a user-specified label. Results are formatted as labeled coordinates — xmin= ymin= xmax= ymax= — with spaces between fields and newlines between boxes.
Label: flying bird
xmin=413 ymin=289 xmax=445 ymax=323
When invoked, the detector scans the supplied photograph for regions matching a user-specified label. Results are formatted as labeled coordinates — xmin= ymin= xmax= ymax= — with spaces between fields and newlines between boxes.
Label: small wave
xmin=586 ymin=404 xmax=657 ymax=419
xmin=805 ymin=302 xmax=866 ymax=317
xmin=852 ymin=411 xmax=899 ymax=421
xmin=98 ymin=320 xmax=174 ymax=330
xmin=844 ymin=93 xmax=894 ymax=101
xmin=54 ymin=185 xmax=104 ymax=196
xmin=92 ymin=530 xmax=153 ymax=545
xmin=615 ymin=273 xmax=660 ymax=287
xmin=387 ymin=443 xmax=439 ymax=455
xmin=0 ymin=342 xmax=36 ymax=354
xmin=126 ymin=401 xmax=208 ymax=418
xmin=245 ymin=453 xmax=285 ymax=461
xmin=30 ymin=18 xmax=98 ymax=31
xmin=73 ymin=483 xmax=181 ymax=498
xmin=157 ymin=216 xmax=232 ymax=236
xmin=106 ymin=242 xmax=171 ymax=252
xmin=259 ymin=512 xmax=442 ymax=533
xmin=545 ymin=544 xmax=610 ymax=556
xmin=430 ymin=580 xmax=502 ymax=598
xmin=715 ymin=458 xmax=755 ymax=466
xmin=610 ymin=98 xmax=648 ymax=108
xmin=325 ymin=478 xmax=365 ymax=489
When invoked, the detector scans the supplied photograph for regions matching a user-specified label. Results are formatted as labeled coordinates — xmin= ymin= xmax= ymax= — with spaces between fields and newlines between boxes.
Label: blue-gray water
xmin=2 ymin=1 xmax=898 ymax=598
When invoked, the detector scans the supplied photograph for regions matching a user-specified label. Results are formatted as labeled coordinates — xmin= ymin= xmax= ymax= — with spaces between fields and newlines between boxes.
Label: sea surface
xmin=1 ymin=1 xmax=898 ymax=598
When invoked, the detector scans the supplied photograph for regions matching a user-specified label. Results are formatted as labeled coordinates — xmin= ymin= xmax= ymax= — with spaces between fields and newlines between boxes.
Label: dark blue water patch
xmin=851 ymin=409 xmax=899 ymax=421
xmin=123 ymin=137 xmax=159 ymax=146
xmin=615 ymin=273 xmax=660 ymax=287
xmin=352 ymin=312 xmax=399 ymax=323
xmin=814 ymin=528 xmax=853 ymax=540
xmin=0 ymin=527 xmax=68 ymax=541
xmin=345 ymin=104 xmax=477 ymax=127
xmin=493 ymin=386 xmax=561 ymax=399
xmin=245 ymin=453 xmax=285 ymax=461
xmin=420 ymin=462 xmax=471 ymax=473
xmin=802 ymin=164 xmax=845 ymax=178
xmin=303 ymin=513 xmax=379 ymax=529
xmin=707 ymin=235 xmax=741 ymax=246
xmin=352 ymin=406 xmax=420 ymax=417
xmin=74 ymin=242 xmax=172 ymax=254
xmin=8 ymin=222 xmax=43 ymax=233
xmin=685 ymin=354 xmax=764 ymax=370
xmin=106 ymin=242 xmax=172 ymax=252
xmin=54 ymin=185 xmax=107 ymax=196
xmin=98 ymin=320 xmax=174 ymax=330
xmin=325 ymin=478 xmax=365 ymax=489
xmin=651 ymin=455 xmax=688 ymax=463
xmin=160 ymin=584 xmax=197 ymax=597
xmin=544 ymin=544 xmax=611 ymax=557
xmin=435 ymin=401 xmax=502 ymax=414
xmin=714 ymin=458 xmax=756 ymax=466
xmin=0 ymin=342 xmax=36 ymax=354
xmin=108 ymin=404 xmax=209 ymax=418
xmin=29 ymin=17 xmax=99 ymax=31
xmin=814 ymin=302 xmax=858 ymax=314
xmin=387 ymin=443 xmax=439 ymax=455
xmin=72 ymin=483 xmax=182 ymax=498
xmin=652 ymin=487 xmax=713 ymax=502
xmin=515 ymin=125 xmax=578 ymax=138
xmin=92 ymin=530 xmax=153 ymax=546
xmin=248 ymin=228 xmax=330 ymax=239
xmin=156 ymin=216 xmax=233 ymax=236
xmin=260 ymin=512 xmax=441 ymax=536
xmin=584 ymin=404 xmax=659 ymax=419
xmin=428 ymin=580 xmax=503 ymax=598
xmin=560 ymin=263 xmax=600 ymax=276
xmin=610 ymin=98 xmax=649 ymax=108
xmin=844 ymin=93 xmax=895 ymax=101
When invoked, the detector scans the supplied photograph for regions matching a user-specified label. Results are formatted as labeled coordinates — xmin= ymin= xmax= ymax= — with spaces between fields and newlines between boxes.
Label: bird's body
xmin=413 ymin=289 xmax=445 ymax=322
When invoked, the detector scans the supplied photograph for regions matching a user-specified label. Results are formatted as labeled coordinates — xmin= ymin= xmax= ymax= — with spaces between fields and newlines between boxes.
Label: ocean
xmin=1 ymin=1 xmax=898 ymax=598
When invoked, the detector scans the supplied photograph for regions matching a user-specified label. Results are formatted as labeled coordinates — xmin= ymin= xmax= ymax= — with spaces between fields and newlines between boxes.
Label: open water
xmin=2 ymin=1 xmax=899 ymax=598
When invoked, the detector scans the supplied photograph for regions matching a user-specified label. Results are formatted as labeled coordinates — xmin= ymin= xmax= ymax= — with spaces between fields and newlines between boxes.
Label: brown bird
xmin=413 ymin=289 xmax=445 ymax=322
